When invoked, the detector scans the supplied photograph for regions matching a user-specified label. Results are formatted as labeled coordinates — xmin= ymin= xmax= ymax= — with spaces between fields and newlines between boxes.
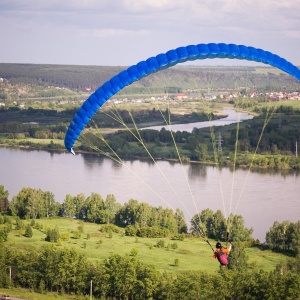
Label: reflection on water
xmin=188 ymin=163 xmax=207 ymax=179
xmin=0 ymin=147 xmax=299 ymax=242
xmin=82 ymin=153 xmax=105 ymax=168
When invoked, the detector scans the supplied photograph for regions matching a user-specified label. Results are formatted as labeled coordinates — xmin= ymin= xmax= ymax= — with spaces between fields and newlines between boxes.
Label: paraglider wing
xmin=64 ymin=43 xmax=300 ymax=154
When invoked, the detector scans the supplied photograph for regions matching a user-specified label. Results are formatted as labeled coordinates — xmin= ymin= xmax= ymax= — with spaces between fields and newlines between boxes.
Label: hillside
xmin=5 ymin=217 xmax=286 ymax=275
xmin=0 ymin=63 xmax=299 ymax=95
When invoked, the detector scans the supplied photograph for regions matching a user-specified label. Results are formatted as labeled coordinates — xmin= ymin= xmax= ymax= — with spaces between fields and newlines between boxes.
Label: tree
xmin=0 ymin=185 xmax=9 ymax=214
xmin=0 ymin=246 xmax=10 ymax=288
xmin=212 ymin=210 xmax=226 ymax=240
xmin=266 ymin=220 xmax=296 ymax=253
xmin=24 ymin=224 xmax=33 ymax=238
xmin=10 ymin=188 xmax=39 ymax=218
xmin=157 ymin=208 xmax=178 ymax=234
xmin=291 ymin=221 xmax=300 ymax=255
xmin=136 ymin=202 xmax=152 ymax=227
xmin=104 ymin=254 xmax=137 ymax=299
xmin=174 ymin=208 xmax=188 ymax=234
xmin=227 ymin=242 xmax=249 ymax=271
xmin=186 ymin=135 xmax=198 ymax=152
xmin=43 ymin=191 xmax=57 ymax=217
xmin=45 ymin=226 xmax=60 ymax=243
xmin=195 ymin=143 xmax=208 ymax=161
xmin=116 ymin=199 xmax=139 ymax=227
xmin=191 ymin=209 xmax=214 ymax=237
xmin=0 ymin=229 xmax=8 ymax=242
xmin=73 ymin=193 xmax=86 ymax=219
xmin=84 ymin=193 xmax=104 ymax=223
xmin=228 ymin=214 xmax=253 ymax=242
xmin=62 ymin=194 xmax=76 ymax=218
xmin=9 ymin=188 xmax=56 ymax=219
xmin=104 ymin=194 xmax=120 ymax=224
xmin=191 ymin=210 xmax=253 ymax=242
xmin=190 ymin=213 xmax=205 ymax=235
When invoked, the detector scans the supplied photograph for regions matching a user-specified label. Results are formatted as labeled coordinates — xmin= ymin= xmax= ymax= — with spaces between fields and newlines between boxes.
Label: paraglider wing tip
xmin=70 ymin=148 xmax=75 ymax=155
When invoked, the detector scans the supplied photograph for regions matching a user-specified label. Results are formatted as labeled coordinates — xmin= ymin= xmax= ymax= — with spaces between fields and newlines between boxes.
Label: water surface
xmin=1 ymin=147 xmax=299 ymax=242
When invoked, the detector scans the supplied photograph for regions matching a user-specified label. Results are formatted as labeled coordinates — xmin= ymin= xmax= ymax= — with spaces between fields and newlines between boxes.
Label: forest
xmin=1 ymin=63 xmax=300 ymax=93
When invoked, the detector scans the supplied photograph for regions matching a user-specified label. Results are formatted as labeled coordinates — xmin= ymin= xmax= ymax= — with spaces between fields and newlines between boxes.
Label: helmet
xmin=216 ymin=242 xmax=222 ymax=249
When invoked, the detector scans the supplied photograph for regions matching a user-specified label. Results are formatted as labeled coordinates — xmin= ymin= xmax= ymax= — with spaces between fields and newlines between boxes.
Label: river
xmin=0 ymin=110 xmax=299 ymax=242
xmin=142 ymin=108 xmax=253 ymax=132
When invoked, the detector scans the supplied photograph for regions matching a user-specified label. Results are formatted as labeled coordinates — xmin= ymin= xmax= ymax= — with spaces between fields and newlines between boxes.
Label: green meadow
xmin=7 ymin=217 xmax=287 ymax=275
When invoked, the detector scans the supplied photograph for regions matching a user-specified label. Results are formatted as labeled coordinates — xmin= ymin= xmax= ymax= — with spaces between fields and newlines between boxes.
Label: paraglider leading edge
xmin=64 ymin=42 xmax=300 ymax=154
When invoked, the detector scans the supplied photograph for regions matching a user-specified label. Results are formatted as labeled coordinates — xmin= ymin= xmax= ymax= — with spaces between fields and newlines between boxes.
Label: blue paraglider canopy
xmin=64 ymin=42 xmax=300 ymax=154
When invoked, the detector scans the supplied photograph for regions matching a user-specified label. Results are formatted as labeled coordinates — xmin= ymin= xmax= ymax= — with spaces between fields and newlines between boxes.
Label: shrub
xmin=73 ymin=230 xmax=82 ymax=239
xmin=99 ymin=224 xmax=120 ymax=233
xmin=156 ymin=239 xmax=165 ymax=248
xmin=60 ymin=232 xmax=70 ymax=241
xmin=45 ymin=226 xmax=60 ymax=242
xmin=125 ymin=225 xmax=137 ymax=236
xmin=171 ymin=234 xmax=185 ymax=241
xmin=130 ymin=248 xmax=138 ymax=256
xmin=171 ymin=242 xmax=178 ymax=249
xmin=0 ymin=229 xmax=8 ymax=242
xmin=137 ymin=226 xmax=166 ymax=238
xmin=78 ymin=222 xmax=85 ymax=233
xmin=24 ymin=224 xmax=33 ymax=238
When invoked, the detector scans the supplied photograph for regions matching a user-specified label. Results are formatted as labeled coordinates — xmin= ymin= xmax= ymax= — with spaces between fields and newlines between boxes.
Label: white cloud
xmin=0 ymin=0 xmax=299 ymax=65
xmin=78 ymin=28 xmax=150 ymax=38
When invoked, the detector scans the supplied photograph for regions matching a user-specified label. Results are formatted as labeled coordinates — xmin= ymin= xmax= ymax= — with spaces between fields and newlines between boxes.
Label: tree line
xmin=0 ymin=185 xmax=251 ymax=241
xmin=2 ymin=63 xmax=299 ymax=93
xmin=0 ymin=245 xmax=299 ymax=299
xmin=1 ymin=184 xmax=300 ymax=255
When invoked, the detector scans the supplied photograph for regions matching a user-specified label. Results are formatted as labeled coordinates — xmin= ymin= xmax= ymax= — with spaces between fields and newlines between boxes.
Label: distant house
xmin=114 ymin=100 xmax=123 ymax=104
xmin=174 ymin=94 xmax=188 ymax=100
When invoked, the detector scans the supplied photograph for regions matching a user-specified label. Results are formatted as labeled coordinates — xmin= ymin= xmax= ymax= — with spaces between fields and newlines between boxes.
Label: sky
xmin=0 ymin=0 xmax=300 ymax=67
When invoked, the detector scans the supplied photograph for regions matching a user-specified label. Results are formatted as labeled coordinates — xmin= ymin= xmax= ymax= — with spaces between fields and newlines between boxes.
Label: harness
xmin=215 ymin=248 xmax=229 ymax=265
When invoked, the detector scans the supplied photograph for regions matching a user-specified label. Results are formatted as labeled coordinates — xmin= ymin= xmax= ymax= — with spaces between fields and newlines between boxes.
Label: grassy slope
xmin=0 ymin=288 xmax=80 ymax=300
xmin=6 ymin=218 xmax=287 ymax=276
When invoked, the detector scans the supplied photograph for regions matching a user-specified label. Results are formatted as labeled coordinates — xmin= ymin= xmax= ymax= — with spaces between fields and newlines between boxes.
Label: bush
xmin=24 ymin=224 xmax=33 ymax=237
xmin=137 ymin=226 xmax=166 ymax=238
xmin=45 ymin=226 xmax=60 ymax=242
xmin=0 ymin=229 xmax=8 ymax=242
xmin=171 ymin=242 xmax=178 ymax=249
xmin=60 ymin=232 xmax=70 ymax=241
xmin=171 ymin=234 xmax=185 ymax=241
xmin=130 ymin=248 xmax=138 ymax=256
xmin=99 ymin=224 xmax=120 ymax=233
xmin=125 ymin=225 xmax=137 ymax=236
xmin=156 ymin=239 xmax=165 ymax=248
xmin=73 ymin=230 xmax=82 ymax=239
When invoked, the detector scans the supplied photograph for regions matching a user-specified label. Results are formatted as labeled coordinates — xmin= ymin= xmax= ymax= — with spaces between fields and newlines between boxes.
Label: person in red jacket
xmin=213 ymin=242 xmax=232 ymax=266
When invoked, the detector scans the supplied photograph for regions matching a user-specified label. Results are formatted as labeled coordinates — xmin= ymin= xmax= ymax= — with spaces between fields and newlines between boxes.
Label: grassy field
xmin=0 ymin=288 xmax=82 ymax=300
xmin=6 ymin=217 xmax=287 ymax=276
